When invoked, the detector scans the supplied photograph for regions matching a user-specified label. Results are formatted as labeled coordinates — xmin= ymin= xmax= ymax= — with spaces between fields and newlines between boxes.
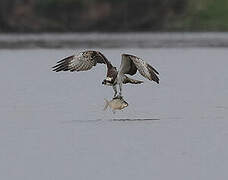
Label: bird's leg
xmin=113 ymin=85 xmax=117 ymax=98
xmin=118 ymin=82 xmax=123 ymax=98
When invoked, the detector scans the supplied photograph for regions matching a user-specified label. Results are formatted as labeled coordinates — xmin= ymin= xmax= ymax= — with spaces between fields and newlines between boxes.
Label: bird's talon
xmin=117 ymin=95 xmax=123 ymax=99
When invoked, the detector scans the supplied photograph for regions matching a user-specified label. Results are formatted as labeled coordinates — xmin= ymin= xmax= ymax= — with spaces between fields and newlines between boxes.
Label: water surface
xmin=1 ymin=48 xmax=228 ymax=180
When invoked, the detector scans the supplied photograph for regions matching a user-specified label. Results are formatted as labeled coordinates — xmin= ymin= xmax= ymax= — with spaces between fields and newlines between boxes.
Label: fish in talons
xmin=104 ymin=96 xmax=128 ymax=113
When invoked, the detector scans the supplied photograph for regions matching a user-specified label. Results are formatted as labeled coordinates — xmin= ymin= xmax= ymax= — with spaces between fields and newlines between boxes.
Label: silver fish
xmin=104 ymin=96 xmax=128 ymax=113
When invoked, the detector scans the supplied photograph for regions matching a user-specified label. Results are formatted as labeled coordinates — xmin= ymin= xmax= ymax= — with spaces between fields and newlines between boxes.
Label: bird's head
xmin=102 ymin=77 xmax=113 ymax=86
xmin=102 ymin=79 xmax=107 ymax=85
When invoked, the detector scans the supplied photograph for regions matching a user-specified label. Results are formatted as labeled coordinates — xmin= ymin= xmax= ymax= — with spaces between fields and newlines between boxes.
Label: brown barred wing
xmin=52 ymin=50 xmax=112 ymax=72
xmin=120 ymin=54 xmax=159 ymax=84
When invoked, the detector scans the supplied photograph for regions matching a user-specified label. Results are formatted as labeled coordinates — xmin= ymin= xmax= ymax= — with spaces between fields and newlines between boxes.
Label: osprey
xmin=52 ymin=50 xmax=159 ymax=97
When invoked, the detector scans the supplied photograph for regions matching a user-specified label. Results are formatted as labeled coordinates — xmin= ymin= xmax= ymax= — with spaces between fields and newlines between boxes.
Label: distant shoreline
xmin=1 ymin=32 xmax=228 ymax=49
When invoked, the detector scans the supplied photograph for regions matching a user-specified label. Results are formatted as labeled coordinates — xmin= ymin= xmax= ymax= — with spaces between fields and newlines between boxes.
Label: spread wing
xmin=52 ymin=50 xmax=113 ymax=72
xmin=119 ymin=54 xmax=159 ymax=84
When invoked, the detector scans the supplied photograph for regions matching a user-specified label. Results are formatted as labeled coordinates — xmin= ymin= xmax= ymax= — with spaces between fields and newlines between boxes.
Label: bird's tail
xmin=103 ymin=99 xmax=109 ymax=110
xmin=123 ymin=75 xmax=144 ymax=84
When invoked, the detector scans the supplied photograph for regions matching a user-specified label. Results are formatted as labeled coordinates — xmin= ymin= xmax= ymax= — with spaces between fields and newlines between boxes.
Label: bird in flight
xmin=52 ymin=50 xmax=159 ymax=97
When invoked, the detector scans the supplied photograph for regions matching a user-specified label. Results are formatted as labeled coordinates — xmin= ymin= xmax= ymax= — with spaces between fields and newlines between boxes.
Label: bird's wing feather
xmin=119 ymin=54 xmax=137 ymax=75
xmin=119 ymin=54 xmax=159 ymax=84
xmin=52 ymin=50 xmax=112 ymax=72
xmin=122 ymin=75 xmax=144 ymax=84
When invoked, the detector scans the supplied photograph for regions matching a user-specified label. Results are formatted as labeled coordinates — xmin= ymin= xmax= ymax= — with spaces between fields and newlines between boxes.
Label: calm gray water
xmin=1 ymin=47 xmax=228 ymax=179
